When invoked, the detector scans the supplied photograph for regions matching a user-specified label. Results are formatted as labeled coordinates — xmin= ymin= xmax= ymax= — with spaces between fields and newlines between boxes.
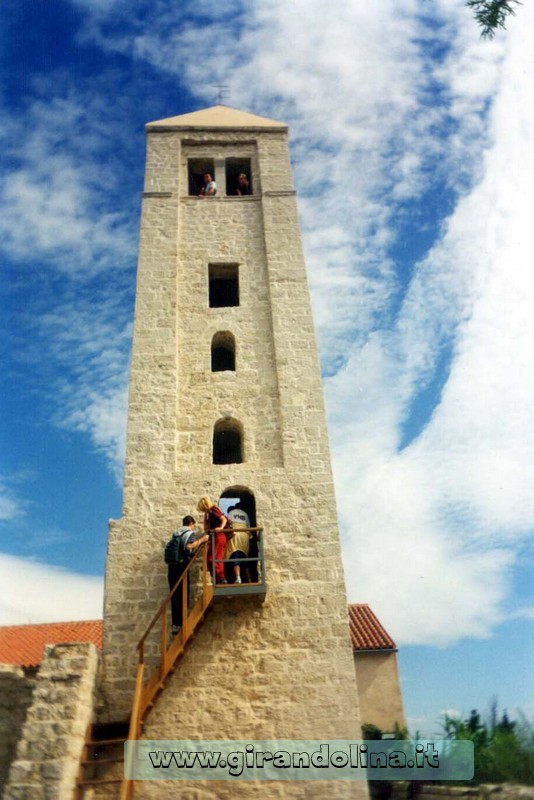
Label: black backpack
xmin=164 ymin=529 xmax=191 ymax=565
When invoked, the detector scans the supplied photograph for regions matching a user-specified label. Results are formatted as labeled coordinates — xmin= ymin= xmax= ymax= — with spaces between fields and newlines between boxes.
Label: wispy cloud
xmin=327 ymin=7 xmax=534 ymax=644
xmin=9 ymin=283 xmax=132 ymax=481
xmin=0 ymin=88 xmax=137 ymax=275
xmin=39 ymin=0 xmax=534 ymax=646
xmin=0 ymin=553 xmax=104 ymax=625
xmin=0 ymin=478 xmax=24 ymax=523
xmin=2 ymin=76 xmax=137 ymax=482
xmin=40 ymin=292 xmax=132 ymax=478
xmin=67 ymin=0 xmax=505 ymax=366
xmin=0 ymin=470 xmax=35 ymax=524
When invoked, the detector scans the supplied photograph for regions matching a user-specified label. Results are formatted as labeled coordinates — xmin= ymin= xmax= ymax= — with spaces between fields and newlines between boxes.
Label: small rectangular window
xmin=225 ymin=158 xmax=252 ymax=196
xmin=188 ymin=158 xmax=215 ymax=196
xmin=209 ymin=264 xmax=239 ymax=308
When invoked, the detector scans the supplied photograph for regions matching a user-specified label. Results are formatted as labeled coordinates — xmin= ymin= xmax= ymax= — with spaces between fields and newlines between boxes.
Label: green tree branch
xmin=465 ymin=0 xmax=522 ymax=38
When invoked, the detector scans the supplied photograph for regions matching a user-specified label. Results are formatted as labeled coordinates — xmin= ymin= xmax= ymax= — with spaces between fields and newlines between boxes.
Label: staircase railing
xmin=119 ymin=526 xmax=266 ymax=799
xmin=210 ymin=526 xmax=266 ymax=590
xmin=120 ymin=543 xmax=213 ymax=800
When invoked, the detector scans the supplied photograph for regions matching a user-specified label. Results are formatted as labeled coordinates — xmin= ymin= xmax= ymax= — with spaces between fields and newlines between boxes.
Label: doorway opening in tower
xmin=215 ymin=486 xmax=264 ymax=593
xmin=220 ymin=485 xmax=256 ymax=522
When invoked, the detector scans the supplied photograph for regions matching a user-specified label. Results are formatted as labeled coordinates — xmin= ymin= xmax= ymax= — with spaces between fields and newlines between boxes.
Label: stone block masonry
xmin=101 ymin=107 xmax=368 ymax=800
xmin=417 ymin=786 xmax=534 ymax=800
xmin=0 ymin=666 xmax=34 ymax=798
xmin=4 ymin=643 xmax=99 ymax=800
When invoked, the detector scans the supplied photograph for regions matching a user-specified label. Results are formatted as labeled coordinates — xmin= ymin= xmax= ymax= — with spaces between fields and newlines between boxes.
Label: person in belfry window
xmin=197 ymin=496 xmax=231 ymax=584
xmin=236 ymin=172 xmax=251 ymax=195
xmin=198 ymin=172 xmax=217 ymax=197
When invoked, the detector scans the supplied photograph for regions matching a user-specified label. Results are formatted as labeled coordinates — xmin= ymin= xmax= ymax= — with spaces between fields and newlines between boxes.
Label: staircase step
xmin=76 ymin=588 xmax=217 ymax=794
xmin=78 ymin=776 xmax=122 ymax=786
xmin=87 ymin=737 xmax=126 ymax=746
xmin=81 ymin=756 xmax=124 ymax=765
xmin=76 ymin=722 xmax=128 ymax=799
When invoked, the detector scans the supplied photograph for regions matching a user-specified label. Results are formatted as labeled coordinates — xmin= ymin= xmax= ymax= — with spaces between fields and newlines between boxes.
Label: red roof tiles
xmin=0 ymin=620 xmax=103 ymax=668
xmin=348 ymin=604 xmax=397 ymax=651
xmin=0 ymin=605 xmax=395 ymax=667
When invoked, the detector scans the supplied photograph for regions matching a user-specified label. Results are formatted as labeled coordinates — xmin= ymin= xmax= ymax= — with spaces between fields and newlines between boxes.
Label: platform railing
xmin=120 ymin=543 xmax=212 ymax=800
xmin=210 ymin=526 xmax=266 ymax=594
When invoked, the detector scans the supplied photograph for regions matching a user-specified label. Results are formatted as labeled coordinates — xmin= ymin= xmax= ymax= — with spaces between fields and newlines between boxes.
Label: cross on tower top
xmin=212 ymin=83 xmax=229 ymax=104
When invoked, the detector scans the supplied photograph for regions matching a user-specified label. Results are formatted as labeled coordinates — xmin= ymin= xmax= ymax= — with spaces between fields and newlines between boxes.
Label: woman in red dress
xmin=197 ymin=496 xmax=231 ymax=584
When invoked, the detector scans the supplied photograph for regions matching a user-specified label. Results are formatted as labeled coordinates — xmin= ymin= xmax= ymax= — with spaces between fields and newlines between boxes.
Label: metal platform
xmin=210 ymin=526 xmax=266 ymax=598
xmin=213 ymin=580 xmax=267 ymax=598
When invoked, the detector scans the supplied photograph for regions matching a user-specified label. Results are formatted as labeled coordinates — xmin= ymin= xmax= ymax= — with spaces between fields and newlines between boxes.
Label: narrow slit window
xmin=209 ymin=264 xmax=239 ymax=308
xmin=225 ymin=158 xmax=252 ymax=196
xmin=213 ymin=419 xmax=243 ymax=464
xmin=188 ymin=158 xmax=215 ymax=196
xmin=211 ymin=332 xmax=236 ymax=372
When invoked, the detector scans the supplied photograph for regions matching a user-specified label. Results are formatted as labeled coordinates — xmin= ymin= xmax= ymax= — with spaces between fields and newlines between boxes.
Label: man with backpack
xmin=165 ymin=515 xmax=208 ymax=635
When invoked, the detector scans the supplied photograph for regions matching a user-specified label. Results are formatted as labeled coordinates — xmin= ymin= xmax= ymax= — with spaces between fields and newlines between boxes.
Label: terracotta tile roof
xmin=0 ymin=607 xmax=394 ymax=666
xmin=0 ymin=620 xmax=103 ymax=668
xmin=348 ymin=604 xmax=397 ymax=652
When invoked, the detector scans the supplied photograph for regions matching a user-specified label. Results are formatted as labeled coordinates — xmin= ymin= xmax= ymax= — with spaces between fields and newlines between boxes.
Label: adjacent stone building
xmin=349 ymin=604 xmax=406 ymax=735
xmin=0 ymin=622 xmax=103 ymax=799
xmin=0 ymin=607 xmax=404 ymax=798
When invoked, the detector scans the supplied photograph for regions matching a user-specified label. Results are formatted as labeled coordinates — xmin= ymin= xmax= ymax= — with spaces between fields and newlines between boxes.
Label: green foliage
xmin=393 ymin=721 xmax=410 ymax=741
xmin=443 ymin=706 xmax=534 ymax=785
xmin=361 ymin=721 xmax=410 ymax=741
xmin=362 ymin=723 xmax=384 ymax=740
xmin=465 ymin=0 xmax=522 ymax=38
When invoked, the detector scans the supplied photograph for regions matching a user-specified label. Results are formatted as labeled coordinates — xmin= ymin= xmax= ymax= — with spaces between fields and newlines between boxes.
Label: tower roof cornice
xmin=146 ymin=104 xmax=287 ymax=132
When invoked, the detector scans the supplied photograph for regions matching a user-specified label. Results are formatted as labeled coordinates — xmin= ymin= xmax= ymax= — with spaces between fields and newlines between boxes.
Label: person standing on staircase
xmin=166 ymin=515 xmax=208 ymax=635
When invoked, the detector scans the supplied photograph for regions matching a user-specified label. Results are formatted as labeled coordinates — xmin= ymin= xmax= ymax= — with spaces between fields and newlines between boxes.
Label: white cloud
xmin=328 ymin=5 xmax=534 ymax=644
xmin=1 ymin=83 xmax=135 ymax=482
xmin=0 ymin=494 xmax=21 ymax=523
xmin=512 ymin=607 xmax=534 ymax=621
xmin=58 ymin=0 xmax=534 ymax=647
xmin=64 ymin=384 xmax=129 ymax=481
xmin=0 ymin=478 xmax=25 ymax=523
xmin=75 ymin=0 xmax=506 ymax=367
xmin=0 ymin=91 xmax=136 ymax=275
xmin=0 ymin=553 xmax=103 ymax=625
xmin=27 ymin=292 xmax=132 ymax=481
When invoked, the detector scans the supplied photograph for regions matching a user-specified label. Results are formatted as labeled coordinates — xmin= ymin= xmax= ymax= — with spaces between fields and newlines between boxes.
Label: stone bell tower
xmin=101 ymin=105 xmax=366 ymax=799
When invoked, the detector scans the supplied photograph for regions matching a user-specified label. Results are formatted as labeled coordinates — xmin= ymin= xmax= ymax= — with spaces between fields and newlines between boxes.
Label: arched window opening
xmin=211 ymin=332 xmax=236 ymax=372
xmin=213 ymin=418 xmax=243 ymax=465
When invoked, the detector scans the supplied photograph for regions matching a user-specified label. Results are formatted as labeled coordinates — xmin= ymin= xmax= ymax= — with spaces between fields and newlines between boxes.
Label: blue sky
xmin=2 ymin=0 xmax=534 ymax=735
